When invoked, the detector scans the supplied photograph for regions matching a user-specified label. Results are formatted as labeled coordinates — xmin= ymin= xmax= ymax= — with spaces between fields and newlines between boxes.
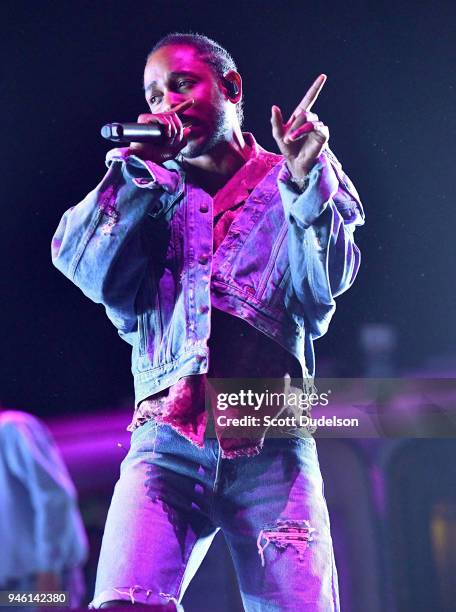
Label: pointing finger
xmin=290 ymin=74 xmax=327 ymax=120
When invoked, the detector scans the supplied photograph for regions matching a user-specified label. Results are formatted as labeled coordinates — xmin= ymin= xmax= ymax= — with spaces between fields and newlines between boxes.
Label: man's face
xmin=144 ymin=44 xmax=232 ymax=158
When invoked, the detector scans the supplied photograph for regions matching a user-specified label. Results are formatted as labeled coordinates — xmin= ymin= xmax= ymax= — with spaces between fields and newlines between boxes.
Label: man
xmin=52 ymin=33 xmax=364 ymax=611
xmin=0 ymin=409 xmax=88 ymax=608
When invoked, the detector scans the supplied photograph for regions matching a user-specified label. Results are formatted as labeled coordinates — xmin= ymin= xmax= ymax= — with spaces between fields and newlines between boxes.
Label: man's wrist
xmin=288 ymin=167 xmax=314 ymax=192
xmin=289 ymin=172 xmax=311 ymax=192
xmin=286 ymin=161 xmax=316 ymax=192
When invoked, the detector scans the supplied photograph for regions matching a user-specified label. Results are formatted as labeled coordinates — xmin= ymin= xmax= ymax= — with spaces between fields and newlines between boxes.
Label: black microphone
xmin=100 ymin=122 xmax=164 ymax=143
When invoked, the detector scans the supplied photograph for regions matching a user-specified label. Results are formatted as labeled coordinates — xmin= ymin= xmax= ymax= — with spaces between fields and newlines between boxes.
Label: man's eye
xmin=177 ymin=80 xmax=193 ymax=88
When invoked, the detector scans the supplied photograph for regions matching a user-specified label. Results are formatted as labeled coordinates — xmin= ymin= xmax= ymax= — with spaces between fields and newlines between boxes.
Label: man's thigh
xmin=90 ymin=423 xmax=217 ymax=609
xmin=220 ymin=438 xmax=340 ymax=612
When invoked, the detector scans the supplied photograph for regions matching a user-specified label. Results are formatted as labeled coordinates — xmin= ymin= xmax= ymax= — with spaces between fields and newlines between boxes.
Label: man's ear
xmin=222 ymin=70 xmax=242 ymax=102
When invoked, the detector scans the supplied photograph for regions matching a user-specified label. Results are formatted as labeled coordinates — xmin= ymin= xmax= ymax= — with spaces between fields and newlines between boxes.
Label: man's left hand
xmin=271 ymin=74 xmax=329 ymax=180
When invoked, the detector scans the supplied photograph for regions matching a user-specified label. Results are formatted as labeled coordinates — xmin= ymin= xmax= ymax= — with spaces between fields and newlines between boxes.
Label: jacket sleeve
xmin=4 ymin=416 xmax=89 ymax=573
xmin=277 ymin=148 xmax=365 ymax=339
xmin=51 ymin=149 xmax=182 ymax=335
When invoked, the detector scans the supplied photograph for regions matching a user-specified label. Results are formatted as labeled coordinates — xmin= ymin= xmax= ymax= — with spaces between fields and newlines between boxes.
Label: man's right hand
xmin=128 ymin=98 xmax=194 ymax=163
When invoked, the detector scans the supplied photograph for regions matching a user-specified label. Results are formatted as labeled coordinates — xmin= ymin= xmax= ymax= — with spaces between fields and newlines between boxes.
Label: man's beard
xmin=181 ymin=101 xmax=229 ymax=159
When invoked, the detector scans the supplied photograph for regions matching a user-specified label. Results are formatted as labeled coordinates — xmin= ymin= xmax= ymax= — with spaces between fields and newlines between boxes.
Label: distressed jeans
xmin=90 ymin=421 xmax=340 ymax=611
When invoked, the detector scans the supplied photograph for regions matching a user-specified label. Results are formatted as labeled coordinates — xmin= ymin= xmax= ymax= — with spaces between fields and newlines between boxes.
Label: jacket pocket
xmin=256 ymin=221 xmax=288 ymax=300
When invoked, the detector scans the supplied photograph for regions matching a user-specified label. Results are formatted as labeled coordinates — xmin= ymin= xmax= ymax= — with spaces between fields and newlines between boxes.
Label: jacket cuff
xmin=105 ymin=147 xmax=181 ymax=194
xmin=278 ymin=153 xmax=339 ymax=228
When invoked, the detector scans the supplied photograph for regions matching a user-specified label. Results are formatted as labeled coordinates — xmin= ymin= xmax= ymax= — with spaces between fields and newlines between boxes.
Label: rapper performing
xmin=52 ymin=33 xmax=364 ymax=611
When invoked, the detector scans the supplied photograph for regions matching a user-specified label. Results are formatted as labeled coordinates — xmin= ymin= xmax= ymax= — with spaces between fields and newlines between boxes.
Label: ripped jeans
xmin=90 ymin=421 xmax=340 ymax=611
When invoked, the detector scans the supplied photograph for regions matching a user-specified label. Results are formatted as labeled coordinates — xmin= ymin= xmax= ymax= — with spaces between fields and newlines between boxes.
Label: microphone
xmin=100 ymin=122 xmax=164 ymax=143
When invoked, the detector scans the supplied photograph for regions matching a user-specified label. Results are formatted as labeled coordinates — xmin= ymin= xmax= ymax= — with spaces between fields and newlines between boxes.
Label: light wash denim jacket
xmin=52 ymin=137 xmax=364 ymax=407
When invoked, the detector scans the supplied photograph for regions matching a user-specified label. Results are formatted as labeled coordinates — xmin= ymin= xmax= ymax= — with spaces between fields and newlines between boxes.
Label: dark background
xmin=2 ymin=0 xmax=455 ymax=416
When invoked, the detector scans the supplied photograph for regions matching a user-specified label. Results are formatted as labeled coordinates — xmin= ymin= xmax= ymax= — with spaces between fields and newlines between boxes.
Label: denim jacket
xmin=52 ymin=136 xmax=364 ymax=407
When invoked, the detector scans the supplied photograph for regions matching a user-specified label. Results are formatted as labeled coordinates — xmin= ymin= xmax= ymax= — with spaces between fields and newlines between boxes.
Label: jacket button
xmin=200 ymin=203 xmax=209 ymax=213
xmin=198 ymin=254 xmax=209 ymax=265
xmin=198 ymin=305 xmax=210 ymax=314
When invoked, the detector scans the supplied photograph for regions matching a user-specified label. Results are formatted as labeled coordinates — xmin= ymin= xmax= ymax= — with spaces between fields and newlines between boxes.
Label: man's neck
xmin=182 ymin=128 xmax=250 ymax=195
